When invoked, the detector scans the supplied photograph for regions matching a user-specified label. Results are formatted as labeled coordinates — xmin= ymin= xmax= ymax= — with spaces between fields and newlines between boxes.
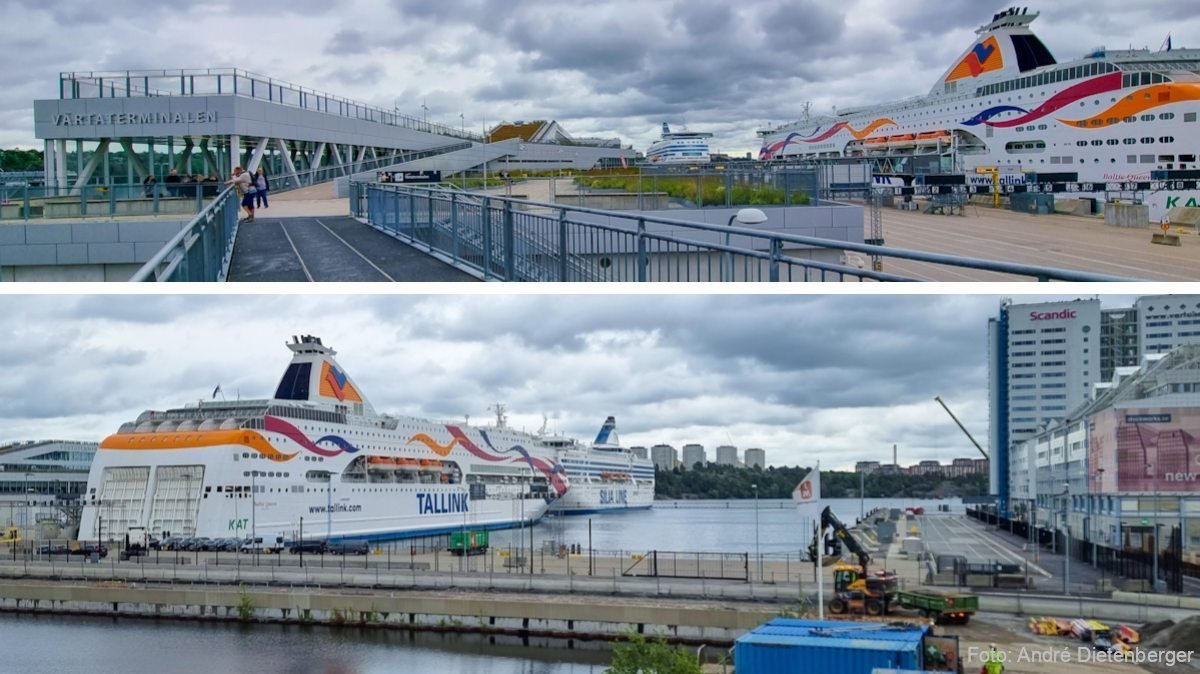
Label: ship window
xmin=1076 ymin=141 xmax=1087 ymax=147
xmin=1141 ymin=114 xmax=1155 ymax=122
xmin=1142 ymin=138 xmax=1155 ymax=144
xmin=1091 ymin=140 xmax=1103 ymax=146
xmin=1186 ymin=113 xmax=1197 ymax=123
xmin=1107 ymin=139 xmax=1119 ymax=146
xmin=1159 ymin=113 xmax=1175 ymax=121
xmin=1038 ymin=124 xmax=1047 ymax=130
xmin=1160 ymin=137 xmax=1175 ymax=143
xmin=1141 ymin=155 xmax=1155 ymax=163
xmin=1182 ymin=154 xmax=1197 ymax=163
xmin=1124 ymin=138 xmax=1136 ymax=145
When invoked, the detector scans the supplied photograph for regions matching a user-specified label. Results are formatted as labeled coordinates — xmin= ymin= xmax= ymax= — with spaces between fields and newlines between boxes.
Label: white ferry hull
xmin=551 ymin=481 xmax=655 ymax=515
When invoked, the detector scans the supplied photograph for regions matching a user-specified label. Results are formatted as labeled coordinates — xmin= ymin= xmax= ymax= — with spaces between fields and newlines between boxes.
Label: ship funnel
xmin=272 ymin=336 xmax=377 ymax=416
xmin=662 ymin=122 xmax=670 ymax=135
xmin=594 ymin=416 xmax=620 ymax=447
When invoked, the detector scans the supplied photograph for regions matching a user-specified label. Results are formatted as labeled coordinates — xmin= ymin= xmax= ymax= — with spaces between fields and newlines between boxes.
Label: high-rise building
xmin=744 ymin=448 xmax=766 ymax=469
xmin=715 ymin=445 xmax=738 ymax=466
xmin=681 ymin=444 xmax=706 ymax=469
xmin=630 ymin=446 xmax=648 ymax=460
xmin=650 ymin=444 xmax=677 ymax=471
xmin=1100 ymin=307 xmax=1139 ymax=382
xmin=989 ymin=298 xmax=1101 ymax=511
xmin=1136 ymin=295 xmax=1200 ymax=361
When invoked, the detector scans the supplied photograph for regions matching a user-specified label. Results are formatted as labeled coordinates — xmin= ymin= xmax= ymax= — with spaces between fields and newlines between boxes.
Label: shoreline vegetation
xmin=653 ymin=464 xmax=987 ymax=500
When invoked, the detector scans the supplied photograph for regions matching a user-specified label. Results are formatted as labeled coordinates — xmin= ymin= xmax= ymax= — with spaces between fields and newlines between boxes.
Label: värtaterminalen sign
xmin=53 ymin=111 xmax=218 ymax=126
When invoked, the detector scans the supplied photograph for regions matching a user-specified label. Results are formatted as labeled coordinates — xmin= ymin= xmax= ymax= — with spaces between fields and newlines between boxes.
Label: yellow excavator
xmin=819 ymin=506 xmax=899 ymax=616
xmin=0 ymin=527 xmax=21 ymax=547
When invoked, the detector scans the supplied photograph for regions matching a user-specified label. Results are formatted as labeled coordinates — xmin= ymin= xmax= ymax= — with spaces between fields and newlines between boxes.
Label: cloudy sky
xmin=0 ymin=293 xmax=1139 ymax=470
xmin=2 ymin=1 xmax=1197 ymax=155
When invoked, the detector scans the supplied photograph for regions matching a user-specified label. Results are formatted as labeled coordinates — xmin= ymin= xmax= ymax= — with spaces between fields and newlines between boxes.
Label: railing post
xmin=408 ymin=189 xmax=416 ymax=241
xmin=79 ymin=186 xmax=86 ymax=217
xmin=503 ymin=200 xmax=515 ymax=281
xmin=22 ymin=185 xmax=29 ymax=222
xmin=769 ymin=238 xmax=782 ymax=282
xmin=482 ymin=197 xmax=493 ymax=279
xmin=636 ymin=217 xmax=648 ymax=282
xmin=110 ymin=184 xmax=117 ymax=215
xmin=450 ymin=192 xmax=459 ymax=264
xmin=426 ymin=194 xmax=435 ymax=251
xmin=558 ymin=209 xmax=568 ymax=281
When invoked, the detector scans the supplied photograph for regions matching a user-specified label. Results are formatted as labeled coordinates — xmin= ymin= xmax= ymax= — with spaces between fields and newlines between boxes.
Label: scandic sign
xmin=1030 ymin=309 xmax=1077 ymax=321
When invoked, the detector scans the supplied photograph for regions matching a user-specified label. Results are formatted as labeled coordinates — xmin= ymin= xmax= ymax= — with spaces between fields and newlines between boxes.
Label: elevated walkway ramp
xmin=349 ymin=139 xmax=520 ymax=181
xmin=226 ymin=216 xmax=476 ymax=282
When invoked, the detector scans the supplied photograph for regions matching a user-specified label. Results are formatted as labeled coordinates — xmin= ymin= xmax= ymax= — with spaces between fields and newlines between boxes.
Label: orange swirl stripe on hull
xmin=406 ymin=433 xmax=460 ymax=457
xmin=847 ymin=118 xmax=897 ymax=140
xmin=99 ymin=430 xmax=299 ymax=463
xmin=1058 ymin=83 xmax=1200 ymax=128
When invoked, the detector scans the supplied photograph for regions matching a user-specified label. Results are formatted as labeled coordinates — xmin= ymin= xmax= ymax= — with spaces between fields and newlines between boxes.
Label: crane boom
xmin=820 ymin=505 xmax=870 ymax=570
xmin=933 ymin=395 xmax=988 ymax=460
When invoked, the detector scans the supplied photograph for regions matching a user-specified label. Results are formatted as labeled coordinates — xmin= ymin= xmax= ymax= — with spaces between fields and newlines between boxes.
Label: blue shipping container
xmin=735 ymin=620 xmax=929 ymax=674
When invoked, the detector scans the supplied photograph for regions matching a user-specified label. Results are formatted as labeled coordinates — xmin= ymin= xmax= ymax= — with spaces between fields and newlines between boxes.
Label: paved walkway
xmin=226 ymin=216 xmax=477 ymax=282
xmin=875 ymin=204 xmax=1199 ymax=281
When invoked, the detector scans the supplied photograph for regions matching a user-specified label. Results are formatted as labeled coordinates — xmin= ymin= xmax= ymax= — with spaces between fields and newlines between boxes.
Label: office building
xmin=1101 ymin=307 xmax=1139 ymax=382
xmin=650 ymin=444 xmax=677 ymax=472
xmin=1137 ymin=296 xmax=1200 ymax=360
xmin=715 ymin=445 xmax=739 ymax=466
xmin=681 ymin=444 xmax=706 ymax=469
xmin=744 ymin=448 xmax=766 ymax=469
xmin=0 ymin=439 xmax=98 ymax=528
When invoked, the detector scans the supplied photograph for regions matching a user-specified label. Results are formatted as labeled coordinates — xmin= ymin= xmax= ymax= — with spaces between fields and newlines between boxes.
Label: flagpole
xmin=816 ymin=459 xmax=824 ymax=620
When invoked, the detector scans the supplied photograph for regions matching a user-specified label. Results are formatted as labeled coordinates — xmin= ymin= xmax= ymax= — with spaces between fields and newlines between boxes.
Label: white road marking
xmin=279 ymin=221 xmax=314 ymax=282
xmin=314 ymin=217 xmax=396 ymax=282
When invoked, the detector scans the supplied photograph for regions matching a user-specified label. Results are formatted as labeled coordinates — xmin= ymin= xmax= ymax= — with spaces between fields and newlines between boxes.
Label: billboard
xmin=1089 ymin=406 xmax=1200 ymax=493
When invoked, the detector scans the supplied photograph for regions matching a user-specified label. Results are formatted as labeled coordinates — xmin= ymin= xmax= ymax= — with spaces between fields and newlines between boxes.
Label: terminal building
xmin=0 ymin=439 xmax=97 ymax=529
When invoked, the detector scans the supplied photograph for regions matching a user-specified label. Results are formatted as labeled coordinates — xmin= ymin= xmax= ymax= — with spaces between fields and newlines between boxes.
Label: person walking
xmin=164 ymin=168 xmax=182 ymax=197
xmin=225 ymin=166 xmax=256 ymax=222
xmin=254 ymin=167 xmax=270 ymax=209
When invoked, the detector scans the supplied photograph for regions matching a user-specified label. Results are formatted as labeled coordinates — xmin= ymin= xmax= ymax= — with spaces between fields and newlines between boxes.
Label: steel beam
xmin=246 ymin=137 xmax=270 ymax=173
xmin=118 ymin=139 xmax=149 ymax=180
xmin=275 ymin=138 xmax=302 ymax=189
xmin=72 ymin=139 xmax=110 ymax=191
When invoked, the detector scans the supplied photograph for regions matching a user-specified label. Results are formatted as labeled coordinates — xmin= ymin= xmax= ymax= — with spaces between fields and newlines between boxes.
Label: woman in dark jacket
xmin=254 ymin=168 xmax=270 ymax=209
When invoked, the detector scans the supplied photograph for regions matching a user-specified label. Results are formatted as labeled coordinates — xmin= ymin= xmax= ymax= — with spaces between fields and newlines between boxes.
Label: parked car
xmin=286 ymin=539 xmax=328 ymax=555
xmin=239 ymin=536 xmax=283 ymax=554
xmin=214 ymin=537 xmax=240 ymax=552
xmin=147 ymin=537 xmax=163 ymax=551
xmin=38 ymin=543 xmax=71 ymax=556
xmin=192 ymin=537 xmax=215 ymax=551
xmin=160 ymin=536 xmax=183 ymax=551
xmin=326 ymin=541 xmax=369 ymax=556
xmin=71 ymin=543 xmax=108 ymax=558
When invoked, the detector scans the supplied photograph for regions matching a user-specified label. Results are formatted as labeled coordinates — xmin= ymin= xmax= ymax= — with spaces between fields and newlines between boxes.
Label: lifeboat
xmin=367 ymin=456 xmax=395 ymax=471
xmin=864 ymin=136 xmax=888 ymax=150
xmin=397 ymin=458 xmax=420 ymax=470
xmin=887 ymin=134 xmax=915 ymax=150
xmin=915 ymin=130 xmax=951 ymax=147
xmin=418 ymin=459 xmax=441 ymax=470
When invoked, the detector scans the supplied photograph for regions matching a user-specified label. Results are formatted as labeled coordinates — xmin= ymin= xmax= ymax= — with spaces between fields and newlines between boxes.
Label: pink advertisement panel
xmin=1089 ymin=407 xmax=1200 ymax=494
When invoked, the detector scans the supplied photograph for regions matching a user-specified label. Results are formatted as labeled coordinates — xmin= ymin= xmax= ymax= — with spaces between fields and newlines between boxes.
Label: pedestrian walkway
xmin=226 ymin=216 xmax=477 ymax=282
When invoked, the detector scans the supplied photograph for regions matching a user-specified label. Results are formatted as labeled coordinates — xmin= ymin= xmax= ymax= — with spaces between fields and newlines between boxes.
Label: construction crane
xmin=933 ymin=395 xmax=988 ymax=460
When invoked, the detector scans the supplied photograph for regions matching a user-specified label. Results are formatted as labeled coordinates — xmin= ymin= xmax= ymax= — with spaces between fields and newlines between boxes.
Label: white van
xmin=239 ymin=535 xmax=283 ymax=554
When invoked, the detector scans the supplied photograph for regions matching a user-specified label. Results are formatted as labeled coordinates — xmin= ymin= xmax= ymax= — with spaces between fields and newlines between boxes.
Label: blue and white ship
xmin=644 ymin=123 xmax=713 ymax=164
xmin=546 ymin=417 xmax=655 ymax=515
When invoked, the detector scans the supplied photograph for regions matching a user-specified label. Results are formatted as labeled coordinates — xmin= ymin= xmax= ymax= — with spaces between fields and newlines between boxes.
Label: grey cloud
xmin=325 ymin=29 xmax=370 ymax=56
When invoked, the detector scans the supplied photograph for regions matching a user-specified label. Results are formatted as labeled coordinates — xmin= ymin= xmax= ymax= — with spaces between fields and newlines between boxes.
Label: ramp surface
xmin=227 ymin=216 xmax=477 ymax=282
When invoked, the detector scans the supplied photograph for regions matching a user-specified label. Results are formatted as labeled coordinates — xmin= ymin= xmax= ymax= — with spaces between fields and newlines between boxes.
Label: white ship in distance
xmin=546 ymin=416 xmax=655 ymax=515
xmin=645 ymin=123 xmax=714 ymax=164
xmin=78 ymin=336 xmax=569 ymax=544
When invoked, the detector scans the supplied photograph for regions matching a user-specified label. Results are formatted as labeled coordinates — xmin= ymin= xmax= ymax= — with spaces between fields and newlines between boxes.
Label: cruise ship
xmin=645 ymin=123 xmax=714 ymax=164
xmin=77 ymin=336 xmax=569 ymax=543
xmin=545 ymin=417 xmax=655 ymax=515
xmin=757 ymin=7 xmax=1200 ymax=220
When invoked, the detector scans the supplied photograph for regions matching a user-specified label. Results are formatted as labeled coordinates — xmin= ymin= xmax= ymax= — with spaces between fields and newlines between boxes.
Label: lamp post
xmin=752 ymin=483 xmax=760 ymax=581
xmin=723 ymin=208 xmax=768 ymax=281
xmin=1061 ymin=482 xmax=1070 ymax=595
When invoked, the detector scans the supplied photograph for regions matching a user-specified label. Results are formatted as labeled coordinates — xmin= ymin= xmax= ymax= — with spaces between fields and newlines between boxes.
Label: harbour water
xmin=482 ymin=497 xmax=963 ymax=555
xmin=1 ymin=613 xmax=610 ymax=674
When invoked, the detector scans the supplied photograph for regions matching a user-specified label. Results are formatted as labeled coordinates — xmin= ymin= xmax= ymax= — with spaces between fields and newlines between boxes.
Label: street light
xmin=1061 ymin=482 xmax=1070 ymax=595
xmin=752 ymin=483 xmax=760 ymax=580
xmin=723 ymin=208 xmax=768 ymax=281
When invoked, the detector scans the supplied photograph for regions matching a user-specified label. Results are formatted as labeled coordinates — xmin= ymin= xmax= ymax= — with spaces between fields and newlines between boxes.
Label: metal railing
xmin=129 ymin=186 xmax=239 ymax=282
xmin=1 ymin=182 xmax=217 ymax=222
xmin=352 ymin=182 xmax=1140 ymax=282
xmin=60 ymin=69 xmax=484 ymax=143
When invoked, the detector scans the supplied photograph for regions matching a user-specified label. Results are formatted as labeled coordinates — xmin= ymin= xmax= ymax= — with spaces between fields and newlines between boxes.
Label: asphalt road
xmin=227 ymin=216 xmax=477 ymax=282
xmin=919 ymin=514 xmax=1053 ymax=579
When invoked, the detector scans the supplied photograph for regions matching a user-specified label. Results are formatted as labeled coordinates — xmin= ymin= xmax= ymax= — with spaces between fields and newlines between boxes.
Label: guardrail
xmin=352 ymin=182 xmax=1140 ymax=282
xmin=1 ymin=182 xmax=215 ymax=222
xmin=129 ymin=186 xmax=239 ymax=282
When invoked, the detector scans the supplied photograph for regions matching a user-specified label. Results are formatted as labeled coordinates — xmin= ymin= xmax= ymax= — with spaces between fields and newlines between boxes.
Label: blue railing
xmin=129 ymin=187 xmax=239 ymax=282
xmin=1 ymin=182 xmax=217 ymax=222
xmin=351 ymin=182 xmax=1139 ymax=282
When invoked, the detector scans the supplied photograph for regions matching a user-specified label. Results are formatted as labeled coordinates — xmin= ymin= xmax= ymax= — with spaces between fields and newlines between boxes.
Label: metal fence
xmin=129 ymin=186 xmax=239 ymax=282
xmin=0 ymin=182 xmax=216 ymax=222
xmin=352 ymin=182 xmax=1138 ymax=283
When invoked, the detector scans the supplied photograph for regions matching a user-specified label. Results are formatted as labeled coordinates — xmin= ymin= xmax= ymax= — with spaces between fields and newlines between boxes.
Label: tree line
xmin=0 ymin=149 xmax=43 ymax=172
xmin=653 ymin=463 xmax=987 ymax=500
